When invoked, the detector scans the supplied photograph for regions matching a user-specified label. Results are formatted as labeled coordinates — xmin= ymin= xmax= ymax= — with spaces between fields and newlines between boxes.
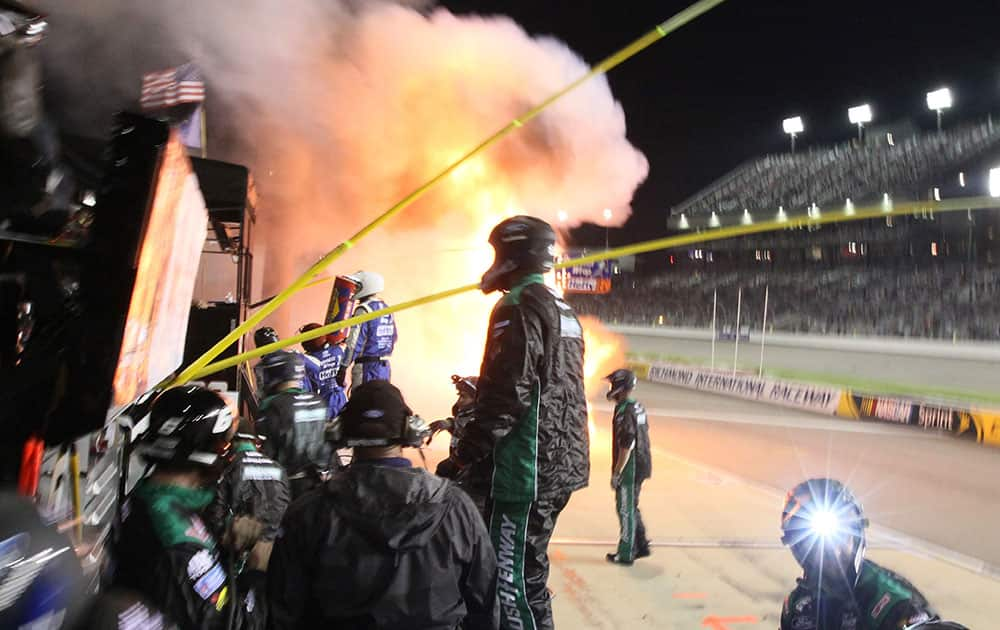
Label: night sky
xmin=440 ymin=0 xmax=1000 ymax=247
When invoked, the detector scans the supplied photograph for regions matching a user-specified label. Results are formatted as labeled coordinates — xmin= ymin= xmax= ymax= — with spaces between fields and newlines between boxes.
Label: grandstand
xmin=570 ymin=116 xmax=1000 ymax=342
xmin=569 ymin=263 xmax=1000 ymax=341
xmin=671 ymin=117 xmax=1000 ymax=223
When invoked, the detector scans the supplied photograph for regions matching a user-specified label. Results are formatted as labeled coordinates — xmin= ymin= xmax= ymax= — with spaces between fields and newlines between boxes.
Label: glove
xmin=427 ymin=419 xmax=454 ymax=442
xmin=435 ymin=457 xmax=463 ymax=479
xmin=335 ymin=366 xmax=347 ymax=388
xmin=610 ymin=473 xmax=621 ymax=490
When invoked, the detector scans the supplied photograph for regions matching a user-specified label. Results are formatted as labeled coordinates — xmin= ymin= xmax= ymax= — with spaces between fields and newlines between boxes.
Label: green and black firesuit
xmin=780 ymin=559 xmax=936 ymax=630
xmin=114 ymin=480 xmax=249 ymax=629
xmin=611 ymin=398 xmax=651 ymax=562
xmin=454 ymin=273 xmax=590 ymax=630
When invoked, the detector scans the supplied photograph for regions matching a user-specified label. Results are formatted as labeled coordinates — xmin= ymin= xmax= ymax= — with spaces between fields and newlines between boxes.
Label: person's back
xmin=267 ymin=380 xmax=497 ymax=630
xmin=206 ymin=436 xmax=290 ymax=542
xmin=256 ymin=351 xmax=332 ymax=497
xmin=268 ymin=464 xmax=496 ymax=629
xmin=781 ymin=559 xmax=934 ymax=629
xmin=258 ymin=391 xmax=330 ymax=475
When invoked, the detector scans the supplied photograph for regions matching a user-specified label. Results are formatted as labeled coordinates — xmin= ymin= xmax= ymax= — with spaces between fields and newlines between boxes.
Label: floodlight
xmin=926 ymin=87 xmax=953 ymax=111
xmin=848 ymin=104 xmax=872 ymax=125
xmin=782 ymin=116 xmax=804 ymax=134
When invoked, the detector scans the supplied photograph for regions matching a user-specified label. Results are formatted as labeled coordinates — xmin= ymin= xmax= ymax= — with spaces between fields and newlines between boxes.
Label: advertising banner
xmin=645 ymin=362 xmax=842 ymax=415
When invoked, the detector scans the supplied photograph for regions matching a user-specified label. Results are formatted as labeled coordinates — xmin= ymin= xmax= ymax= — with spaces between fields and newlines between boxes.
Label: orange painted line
xmin=673 ymin=592 xmax=708 ymax=599
xmin=702 ymin=616 xmax=760 ymax=630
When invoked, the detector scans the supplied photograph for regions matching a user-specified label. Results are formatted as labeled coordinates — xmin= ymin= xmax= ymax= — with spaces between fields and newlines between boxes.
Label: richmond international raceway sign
xmin=646 ymin=363 xmax=842 ymax=415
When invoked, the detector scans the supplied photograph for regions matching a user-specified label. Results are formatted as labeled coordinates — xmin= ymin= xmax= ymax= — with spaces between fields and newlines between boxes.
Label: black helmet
xmin=137 ymin=386 xmax=234 ymax=470
xmin=260 ymin=351 xmax=306 ymax=392
xmin=605 ymin=368 xmax=636 ymax=400
xmin=781 ymin=478 xmax=869 ymax=594
xmin=254 ymin=327 xmax=279 ymax=348
xmin=481 ymin=215 xmax=556 ymax=293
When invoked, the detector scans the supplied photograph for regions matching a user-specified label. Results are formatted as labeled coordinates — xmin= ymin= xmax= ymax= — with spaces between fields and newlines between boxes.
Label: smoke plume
xmin=37 ymin=1 xmax=647 ymax=415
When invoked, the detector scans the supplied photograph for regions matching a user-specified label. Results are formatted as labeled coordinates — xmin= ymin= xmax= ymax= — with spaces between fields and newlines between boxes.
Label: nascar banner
xmin=637 ymin=360 xmax=1000 ymax=448
xmin=644 ymin=362 xmax=843 ymax=415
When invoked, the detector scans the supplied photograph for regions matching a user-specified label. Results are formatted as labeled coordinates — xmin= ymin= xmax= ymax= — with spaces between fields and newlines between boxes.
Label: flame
xmin=580 ymin=315 xmax=626 ymax=438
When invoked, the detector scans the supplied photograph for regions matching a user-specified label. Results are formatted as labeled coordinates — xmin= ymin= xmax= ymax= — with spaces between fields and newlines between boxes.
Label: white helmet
xmin=349 ymin=270 xmax=384 ymax=300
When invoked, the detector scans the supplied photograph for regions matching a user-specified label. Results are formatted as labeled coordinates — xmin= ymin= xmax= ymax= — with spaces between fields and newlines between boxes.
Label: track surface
xmin=427 ymin=381 xmax=1000 ymax=628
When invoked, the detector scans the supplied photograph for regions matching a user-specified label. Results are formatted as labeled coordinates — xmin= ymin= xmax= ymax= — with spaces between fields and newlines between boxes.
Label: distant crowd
xmin=568 ymin=263 xmax=1000 ymax=341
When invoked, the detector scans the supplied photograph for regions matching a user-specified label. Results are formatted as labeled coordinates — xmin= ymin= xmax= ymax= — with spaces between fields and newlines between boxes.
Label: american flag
xmin=140 ymin=63 xmax=205 ymax=111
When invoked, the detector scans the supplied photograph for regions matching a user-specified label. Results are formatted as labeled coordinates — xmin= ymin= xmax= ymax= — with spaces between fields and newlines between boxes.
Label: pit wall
xmin=628 ymin=360 xmax=1000 ymax=447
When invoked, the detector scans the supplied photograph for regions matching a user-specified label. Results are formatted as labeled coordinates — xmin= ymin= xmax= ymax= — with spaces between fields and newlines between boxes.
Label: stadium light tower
xmin=783 ymin=116 xmax=804 ymax=153
xmin=848 ymin=104 xmax=873 ymax=141
xmin=926 ymin=87 xmax=952 ymax=131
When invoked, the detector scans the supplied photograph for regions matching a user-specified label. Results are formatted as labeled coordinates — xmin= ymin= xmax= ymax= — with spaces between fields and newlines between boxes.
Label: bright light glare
xmin=848 ymin=104 xmax=872 ymax=125
xmin=782 ymin=116 xmax=804 ymax=135
xmin=741 ymin=209 xmax=752 ymax=225
xmin=602 ymin=208 xmax=613 ymax=221
xmin=557 ymin=210 xmax=568 ymax=223
xmin=990 ymin=168 xmax=1000 ymax=198
xmin=926 ymin=87 xmax=953 ymax=111
xmin=678 ymin=213 xmax=690 ymax=230
xmin=709 ymin=212 xmax=721 ymax=228
xmin=810 ymin=510 xmax=840 ymax=538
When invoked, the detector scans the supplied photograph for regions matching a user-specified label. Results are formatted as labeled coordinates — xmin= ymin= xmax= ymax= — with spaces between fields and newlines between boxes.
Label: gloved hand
xmin=435 ymin=457 xmax=463 ymax=479
xmin=335 ymin=366 xmax=347 ymax=388
xmin=610 ymin=473 xmax=621 ymax=490
xmin=427 ymin=418 xmax=454 ymax=443
xmin=223 ymin=516 xmax=264 ymax=552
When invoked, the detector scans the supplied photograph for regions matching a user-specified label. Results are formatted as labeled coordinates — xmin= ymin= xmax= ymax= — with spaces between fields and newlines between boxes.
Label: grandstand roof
xmin=671 ymin=117 xmax=1000 ymax=219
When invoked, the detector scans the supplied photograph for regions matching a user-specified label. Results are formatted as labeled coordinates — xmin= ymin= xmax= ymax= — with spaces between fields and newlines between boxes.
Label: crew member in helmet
xmin=438 ymin=216 xmax=589 ymax=630
xmin=780 ymin=478 xmax=937 ymax=630
xmin=252 ymin=327 xmax=311 ymax=395
xmin=204 ymin=417 xmax=290 ymax=622
xmin=113 ymin=385 xmax=257 ymax=629
xmin=298 ymin=323 xmax=347 ymax=419
xmin=428 ymin=375 xmax=479 ymax=459
xmin=268 ymin=381 xmax=497 ymax=629
xmin=429 ymin=375 xmax=488 ymax=516
xmin=255 ymin=351 xmax=332 ymax=499
xmin=341 ymin=271 xmax=397 ymax=392
xmin=604 ymin=368 xmax=651 ymax=565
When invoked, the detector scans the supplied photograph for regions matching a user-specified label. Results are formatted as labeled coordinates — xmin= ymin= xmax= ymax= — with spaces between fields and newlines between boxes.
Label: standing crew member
xmin=605 ymin=368 xmax=651 ymax=565
xmin=341 ymin=271 xmax=397 ymax=392
xmin=298 ymin=322 xmax=348 ymax=419
xmin=252 ymin=327 xmax=311 ymax=394
xmin=429 ymin=375 xmax=488 ymax=516
xmin=114 ymin=386 xmax=257 ymax=629
xmin=779 ymin=478 xmax=938 ymax=629
xmin=268 ymin=381 xmax=498 ymax=629
xmin=439 ymin=215 xmax=589 ymax=630
xmin=204 ymin=422 xmax=289 ymax=626
xmin=255 ymin=351 xmax=331 ymax=498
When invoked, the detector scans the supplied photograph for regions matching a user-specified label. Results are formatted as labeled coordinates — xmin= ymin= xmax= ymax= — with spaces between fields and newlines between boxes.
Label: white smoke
xmin=37 ymin=1 xmax=648 ymax=416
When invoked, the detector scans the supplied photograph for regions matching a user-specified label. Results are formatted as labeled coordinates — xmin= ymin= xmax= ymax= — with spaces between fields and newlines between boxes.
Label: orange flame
xmin=580 ymin=316 xmax=626 ymax=438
